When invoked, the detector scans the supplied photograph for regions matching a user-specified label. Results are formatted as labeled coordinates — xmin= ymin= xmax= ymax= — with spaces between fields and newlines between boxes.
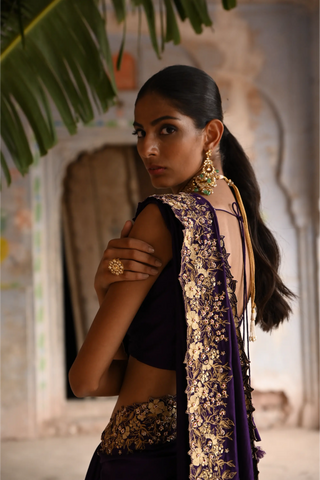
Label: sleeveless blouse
xmin=125 ymin=259 xmax=177 ymax=370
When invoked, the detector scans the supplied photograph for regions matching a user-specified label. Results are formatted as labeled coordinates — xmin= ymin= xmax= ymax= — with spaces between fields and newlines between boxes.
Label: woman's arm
xmin=69 ymin=203 xmax=172 ymax=398
xmin=94 ymin=220 xmax=162 ymax=305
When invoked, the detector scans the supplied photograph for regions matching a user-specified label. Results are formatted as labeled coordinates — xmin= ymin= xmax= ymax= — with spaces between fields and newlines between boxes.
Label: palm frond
xmin=1 ymin=1 xmax=30 ymax=49
xmin=1 ymin=0 xmax=116 ymax=184
xmin=222 ymin=0 xmax=237 ymax=11
xmin=1 ymin=0 xmax=236 ymax=185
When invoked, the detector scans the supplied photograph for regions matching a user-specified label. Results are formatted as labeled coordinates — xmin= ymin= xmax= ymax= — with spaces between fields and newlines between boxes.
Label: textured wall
xmin=1 ymin=1 xmax=318 ymax=438
xmin=1 ymin=167 xmax=35 ymax=437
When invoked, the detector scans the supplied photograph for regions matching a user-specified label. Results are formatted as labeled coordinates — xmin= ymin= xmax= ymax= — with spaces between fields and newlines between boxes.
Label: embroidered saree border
xmin=153 ymin=193 xmax=257 ymax=480
xmin=100 ymin=395 xmax=177 ymax=455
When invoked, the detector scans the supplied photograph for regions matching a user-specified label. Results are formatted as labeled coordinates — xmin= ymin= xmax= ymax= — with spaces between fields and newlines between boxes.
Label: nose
xmin=138 ymin=134 xmax=159 ymax=159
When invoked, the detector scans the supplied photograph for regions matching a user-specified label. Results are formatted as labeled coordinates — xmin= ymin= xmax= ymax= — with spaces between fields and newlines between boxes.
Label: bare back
xmin=205 ymin=178 xmax=250 ymax=318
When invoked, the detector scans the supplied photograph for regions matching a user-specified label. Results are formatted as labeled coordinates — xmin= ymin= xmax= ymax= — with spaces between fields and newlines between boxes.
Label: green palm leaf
xmin=222 ymin=0 xmax=237 ymax=11
xmin=164 ymin=0 xmax=180 ymax=45
xmin=1 ymin=0 xmax=236 ymax=185
xmin=132 ymin=0 xmax=160 ymax=57
xmin=1 ymin=0 xmax=116 ymax=184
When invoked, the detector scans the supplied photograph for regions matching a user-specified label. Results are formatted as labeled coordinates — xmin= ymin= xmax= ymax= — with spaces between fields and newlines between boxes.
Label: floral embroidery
xmin=153 ymin=193 xmax=257 ymax=480
xmin=100 ymin=395 xmax=177 ymax=455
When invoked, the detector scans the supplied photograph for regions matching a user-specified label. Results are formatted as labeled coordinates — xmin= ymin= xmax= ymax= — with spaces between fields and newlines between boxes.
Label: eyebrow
xmin=133 ymin=115 xmax=181 ymax=128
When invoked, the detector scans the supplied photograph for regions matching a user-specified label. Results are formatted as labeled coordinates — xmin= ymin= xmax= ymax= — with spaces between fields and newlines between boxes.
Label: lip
xmin=147 ymin=165 xmax=166 ymax=176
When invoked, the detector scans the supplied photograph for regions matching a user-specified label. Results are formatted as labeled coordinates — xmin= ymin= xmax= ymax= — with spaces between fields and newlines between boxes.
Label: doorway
xmin=61 ymin=145 xmax=164 ymax=398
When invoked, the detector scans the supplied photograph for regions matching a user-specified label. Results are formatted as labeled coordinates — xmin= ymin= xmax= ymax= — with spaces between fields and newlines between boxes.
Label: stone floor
xmin=1 ymin=428 xmax=319 ymax=480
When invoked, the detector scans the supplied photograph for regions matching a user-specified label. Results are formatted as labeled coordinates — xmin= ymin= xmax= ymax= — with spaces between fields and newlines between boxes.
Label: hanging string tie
xmin=220 ymin=175 xmax=257 ymax=341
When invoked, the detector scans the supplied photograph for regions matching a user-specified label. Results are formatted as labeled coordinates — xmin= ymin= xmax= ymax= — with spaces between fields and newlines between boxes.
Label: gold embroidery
xmin=154 ymin=193 xmax=239 ymax=480
xmin=100 ymin=395 xmax=177 ymax=455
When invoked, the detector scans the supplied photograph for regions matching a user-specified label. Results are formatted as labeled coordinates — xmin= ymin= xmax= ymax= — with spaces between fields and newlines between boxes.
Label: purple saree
xmin=84 ymin=193 xmax=263 ymax=480
xmin=154 ymin=193 xmax=262 ymax=480
xmin=85 ymin=396 xmax=177 ymax=480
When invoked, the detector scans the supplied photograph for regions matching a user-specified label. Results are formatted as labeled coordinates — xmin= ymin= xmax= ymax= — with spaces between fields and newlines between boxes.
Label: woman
xmin=69 ymin=65 xmax=294 ymax=480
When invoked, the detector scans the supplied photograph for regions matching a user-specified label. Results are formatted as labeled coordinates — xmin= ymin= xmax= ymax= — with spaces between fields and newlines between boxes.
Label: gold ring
xmin=108 ymin=258 xmax=124 ymax=276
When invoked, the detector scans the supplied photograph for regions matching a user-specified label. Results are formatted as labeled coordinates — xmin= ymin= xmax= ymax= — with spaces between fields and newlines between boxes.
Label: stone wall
xmin=1 ymin=167 xmax=35 ymax=437
xmin=1 ymin=0 xmax=318 ymax=439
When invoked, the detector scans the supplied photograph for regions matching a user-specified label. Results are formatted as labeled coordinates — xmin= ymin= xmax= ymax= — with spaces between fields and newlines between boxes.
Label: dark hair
xmin=136 ymin=65 xmax=295 ymax=331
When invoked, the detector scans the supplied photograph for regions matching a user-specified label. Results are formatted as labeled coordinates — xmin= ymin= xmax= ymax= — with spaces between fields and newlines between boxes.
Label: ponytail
xmin=220 ymin=126 xmax=296 ymax=331
xmin=136 ymin=65 xmax=295 ymax=331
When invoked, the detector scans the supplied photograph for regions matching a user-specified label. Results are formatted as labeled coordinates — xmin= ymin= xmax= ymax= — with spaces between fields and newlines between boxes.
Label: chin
xmin=150 ymin=179 xmax=170 ymax=190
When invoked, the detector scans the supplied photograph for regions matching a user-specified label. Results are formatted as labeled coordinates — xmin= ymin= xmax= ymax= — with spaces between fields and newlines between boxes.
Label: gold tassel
xmin=220 ymin=175 xmax=257 ymax=341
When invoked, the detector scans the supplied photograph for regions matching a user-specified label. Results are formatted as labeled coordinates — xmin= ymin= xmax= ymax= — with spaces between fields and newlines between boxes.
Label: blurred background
xmin=1 ymin=0 xmax=319 ymax=478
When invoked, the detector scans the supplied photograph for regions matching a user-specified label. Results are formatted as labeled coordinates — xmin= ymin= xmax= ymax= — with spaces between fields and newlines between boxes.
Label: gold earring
xmin=183 ymin=149 xmax=220 ymax=195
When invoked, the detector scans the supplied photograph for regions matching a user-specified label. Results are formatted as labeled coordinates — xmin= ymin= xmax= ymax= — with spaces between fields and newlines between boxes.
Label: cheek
xmin=180 ymin=140 xmax=203 ymax=165
xmin=136 ymin=143 xmax=145 ymax=162
xmin=136 ymin=141 xmax=142 ymax=154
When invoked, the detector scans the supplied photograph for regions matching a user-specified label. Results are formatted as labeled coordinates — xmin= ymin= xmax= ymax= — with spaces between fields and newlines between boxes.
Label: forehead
xmin=134 ymin=93 xmax=182 ymax=121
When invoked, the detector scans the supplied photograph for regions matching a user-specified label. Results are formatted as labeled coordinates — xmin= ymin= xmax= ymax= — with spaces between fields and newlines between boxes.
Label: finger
xmin=120 ymin=220 xmax=133 ymax=239
xmin=104 ymin=249 xmax=161 ymax=267
xmin=100 ymin=271 xmax=150 ymax=285
xmin=122 ymin=259 xmax=160 ymax=275
xmin=104 ymin=259 xmax=159 ymax=276
xmin=121 ymin=271 xmax=150 ymax=281
xmin=107 ymin=237 xmax=155 ymax=254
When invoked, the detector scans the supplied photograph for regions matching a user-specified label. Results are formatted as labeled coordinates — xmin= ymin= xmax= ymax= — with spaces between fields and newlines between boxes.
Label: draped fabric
xmin=85 ymin=442 xmax=177 ymax=480
xmin=85 ymin=192 xmax=263 ymax=480
xmin=148 ymin=193 xmax=261 ymax=480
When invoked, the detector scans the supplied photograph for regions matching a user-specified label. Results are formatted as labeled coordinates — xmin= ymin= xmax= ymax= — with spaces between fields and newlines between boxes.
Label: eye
xmin=160 ymin=126 xmax=176 ymax=135
xmin=132 ymin=129 xmax=145 ymax=138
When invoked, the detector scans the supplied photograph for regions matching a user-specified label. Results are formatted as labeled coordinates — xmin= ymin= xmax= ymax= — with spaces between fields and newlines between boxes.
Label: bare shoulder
xmin=129 ymin=203 xmax=172 ymax=264
xmin=132 ymin=202 xmax=167 ymax=233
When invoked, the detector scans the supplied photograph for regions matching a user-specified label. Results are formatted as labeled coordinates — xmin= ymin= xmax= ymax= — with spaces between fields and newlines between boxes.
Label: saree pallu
xmin=85 ymin=192 xmax=264 ymax=480
xmin=143 ymin=194 xmax=263 ymax=479
xmin=85 ymin=395 xmax=177 ymax=480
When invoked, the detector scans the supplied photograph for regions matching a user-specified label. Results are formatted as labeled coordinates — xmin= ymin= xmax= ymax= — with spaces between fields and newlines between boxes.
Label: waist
xmin=100 ymin=394 xmax=177 ymax=456
xmin=115 ymin=356 xmax=176 ymax=409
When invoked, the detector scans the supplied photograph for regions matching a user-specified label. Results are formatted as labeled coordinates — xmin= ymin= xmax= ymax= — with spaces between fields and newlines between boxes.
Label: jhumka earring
xmin=183 ymin=150 xmax=220 ymax=195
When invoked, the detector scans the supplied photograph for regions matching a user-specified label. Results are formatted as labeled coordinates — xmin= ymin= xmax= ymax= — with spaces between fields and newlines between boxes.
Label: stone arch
xmin=30 ymin=128 xmax=142 ymax=433
xmin=24 ymin=21 xmax=318 ymax=435
xmin=62 ymin=145 xmax=140 ymax=348
xmin=28 ymin=35 xmax=196 ymax=434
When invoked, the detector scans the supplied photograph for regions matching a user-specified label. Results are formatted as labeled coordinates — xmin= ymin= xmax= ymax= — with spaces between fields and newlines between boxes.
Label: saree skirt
xmin=85 ymin=395 xmax=177 ymax=480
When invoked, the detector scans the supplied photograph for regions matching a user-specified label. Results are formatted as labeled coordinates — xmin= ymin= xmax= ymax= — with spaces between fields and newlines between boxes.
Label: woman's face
xmin=133 ymin=93 xmax=207 ymax=193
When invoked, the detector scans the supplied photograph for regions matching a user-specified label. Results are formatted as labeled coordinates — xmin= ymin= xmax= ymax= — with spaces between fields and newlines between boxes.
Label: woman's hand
xmin=94 ymin=220 xmax=162 ymax=305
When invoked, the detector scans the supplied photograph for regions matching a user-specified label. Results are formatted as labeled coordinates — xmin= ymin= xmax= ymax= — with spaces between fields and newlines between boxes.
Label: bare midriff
xmin=113 ymin=356 xmax=176 ymax=415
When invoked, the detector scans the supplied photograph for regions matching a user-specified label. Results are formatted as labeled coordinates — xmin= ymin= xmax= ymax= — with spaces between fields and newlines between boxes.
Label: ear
xmin=203 ymin=119 xmax=224 ymax=151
